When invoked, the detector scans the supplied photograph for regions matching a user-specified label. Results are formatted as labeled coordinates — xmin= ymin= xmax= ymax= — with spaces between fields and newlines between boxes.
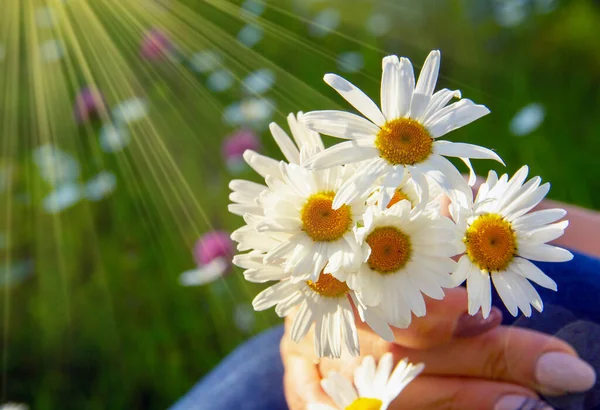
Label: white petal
xmin=327 ymin=310 xmax=342 ymax=358
xmin=379 ymin=166 xmax=405 ymax=209
xmin=519 ymin=221 xmax=569 ymax=245
xmin=229 ymin=179 xmax=265 ymax=199
xmin=386 ymin=360 xmax=425 ymax=402
xmin=310 ymin=243 xmax=329 ymax=281
xmin=425 ymin=99 xmax=490 ymax=138
xmin=301 ymin=110 xmax=380 ymax=140
xmin=507 ymin=270 xmax=544 ymax=315
xmin=269 ymin=122 xmax=300 ymax=164
xmin=243 ymin=150 xmax=280 ymax=178
xmin=328 ymin=372 xmax=357 ymax=407
xmin=381 ymin=283 xmax=412 ymax=327
xmin=503 ymin=183 xmax=551 ymax=221
xmin=340 ymin=302 xmax=360 ymax=356
xmin=512 ymin=208 xmax=567 ymax=230
xmin=409 ymin=93 xmax=431 ymax=120
xmin=228 ymin=203 xmax=260 ymax=217
xmin=303 ymin=140 xmax=379 ymax=169
xmin=275 ymin=291 xmax=305 ymax=317
xmin=480 ymin=271 xmax=493 ymax=319
xmin=406 ymin=166 xmax=430 ymax=214
xmin=415 ymin=50 xmax=440 ymax=97
xmin=243 ymin=265 xmax=288 ymax=283
xmin=253 ymin=281 xmax=298 ymax=311
xmin=492 ymin=272 xmax=519 ymax=317
xmin=289 ymin=112 xmax=324 ymax=151
xmin=466 ymin=268 xmax=486 ymax=316
xmin=419 ymin=154 xmax=471 ymax=196
xmin=355 ymin=356 xmax=376 ymax=397
xmin=264 ymin=237 xmax=299 ymax=263
xmin=460 ymin=157 xmax=477 ymax=186
xmin=419 ymin=88 xmax=461 ymax=123
xmin=397 ymin=275 xmax=426 ymax=317
xmin=322 ymin=374 xmax=354 ymax=409
xmin=517 ymin=243 xmax=573 ymax=263
xmin=332 ymin=159 xmax=388 ymax=209
xmin=279 ymin=163 xmax=314 ymax=197
xmin=178 ymin=258 xmax=228 ymax=286
xmin=409 ymin=270 xmax=445 ymax=299
xmin=362 ymin=308 xmax=394 ymax=342
xmin=503 ymin=270 xmax=533 ymax=317
xmin=433 ymin=141 xmax=504 ymax=164
xmin=290 ymin=299 xmax=315 ymax=342
xmin=492 ymin=165 xmax=530 ymax=207
xmin=316 ymin=314 xmax=332 ymax=358
xmin=381 ymin=56 xmax=401 ymax=120
xmin=324 ymin=73 xmax=386 ymax=126
xmin=374 ymin=352 xmax=394 ymax=388
xmin=512 ymin=257 xmax=557 ymax=291
xmin=397 ymin=57 xmax=416 ymax=118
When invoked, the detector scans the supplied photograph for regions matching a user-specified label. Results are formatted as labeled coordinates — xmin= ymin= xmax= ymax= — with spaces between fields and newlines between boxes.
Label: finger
xmin=356 ymin=287 xmax=503 ymax=349
xmin=394 ymin=326 xmax=595 ymax=396
xmin=282 ymin=354 xmax=334 ymax=410
xmin=390 ymin=375 xmax=548 ymax=410
xmin=320 ymin=325 xmax=595 ymax=397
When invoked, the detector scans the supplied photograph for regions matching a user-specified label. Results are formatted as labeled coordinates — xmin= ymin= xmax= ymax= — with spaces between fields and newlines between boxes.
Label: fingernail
xmin=453 ymin=306 xmax=503 ymax=338
xmin=535 ymin=352 xmax=596 ymax=394
xmin=494 ymin=395 xmax=553 ymax=410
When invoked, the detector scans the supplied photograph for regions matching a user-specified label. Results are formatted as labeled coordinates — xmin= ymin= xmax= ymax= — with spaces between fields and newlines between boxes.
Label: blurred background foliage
xmin=1 ymin=0 xmax=600 ymax=408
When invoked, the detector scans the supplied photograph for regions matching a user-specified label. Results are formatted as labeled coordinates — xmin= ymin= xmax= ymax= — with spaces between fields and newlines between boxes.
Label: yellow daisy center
xmin=306 ymin=273 xmax=350 ymax=298
xmin=465 ymin=214 xmax=517 ymax=272
xmin=345 ymin=398 xmax=383 ymax=410
xmin=387 ymin=188 xmax=411 ymax=209
xmin=366 ymin=226 xmax=412 ymax=274
xmin=301 ymin=191 xmax=352 ymax=242
xmin=375 ymin=118 xmax=433 ymax=165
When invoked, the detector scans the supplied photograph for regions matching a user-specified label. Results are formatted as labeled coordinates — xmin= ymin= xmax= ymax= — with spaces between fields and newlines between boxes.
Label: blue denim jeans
xmin=171 ymin=251 xmax=600 ymax=410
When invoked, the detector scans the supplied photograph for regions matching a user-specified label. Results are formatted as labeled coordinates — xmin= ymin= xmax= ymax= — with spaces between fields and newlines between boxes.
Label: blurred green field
xmin=1 ymin=0 xmax=600 ymax=408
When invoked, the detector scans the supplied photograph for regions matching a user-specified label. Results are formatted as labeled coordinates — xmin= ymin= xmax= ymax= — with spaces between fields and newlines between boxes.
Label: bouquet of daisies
xmin=229 ymin=50 xmax=572 ymax=359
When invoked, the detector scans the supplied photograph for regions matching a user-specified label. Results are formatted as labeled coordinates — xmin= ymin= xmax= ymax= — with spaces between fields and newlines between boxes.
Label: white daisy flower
xmin=258 ymin=162 xmax=366 ymax=281
xmin=239 ymin=254 xmax=393 ymax=358
xmin=450 ymin=165 xmax=573 ymax=318
xmin=301 ymin=50 xmax=503 ymax=209
xmin=348 ymin=201 xmax=458 ymax=329
xmin=309 ymin=353 xmax=424 ymax=410
xmin=228 ymin=112 xmax=325 ymax=219
xmin=229 ymin=112 xmax=332 ymax=256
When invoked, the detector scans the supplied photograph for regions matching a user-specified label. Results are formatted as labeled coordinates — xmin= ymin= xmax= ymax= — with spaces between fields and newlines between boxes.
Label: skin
xmin=281 ymin=196 xmax=600 ymax=409
xmin=281 ymin=288 xmax=580 ymax=410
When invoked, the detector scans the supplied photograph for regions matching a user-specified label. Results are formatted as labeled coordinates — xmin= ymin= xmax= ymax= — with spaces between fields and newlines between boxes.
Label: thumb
xmin=358 ymin=287 xmax=503 ymax=349
xmin=282 ymin=354 xmax=335 ymax=410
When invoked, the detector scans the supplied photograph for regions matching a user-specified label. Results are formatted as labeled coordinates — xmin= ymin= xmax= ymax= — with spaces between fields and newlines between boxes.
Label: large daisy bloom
xmin=258 ymin=162 xmax=365 ymax=281
xmin=301 ymin=50 xmax=503 ymax=209
xmin=348 ymin=201 xmax=458 ymax=329
xmin=450 ymin=166 xmax=573 ymax=318
xmin=240 ymin=254 xmax=393 ymax=358
xmin=309 ymin=353 xmax=424 ymax=410
xmin=229 ymin=112 xmax=330 ymax=257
